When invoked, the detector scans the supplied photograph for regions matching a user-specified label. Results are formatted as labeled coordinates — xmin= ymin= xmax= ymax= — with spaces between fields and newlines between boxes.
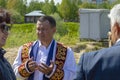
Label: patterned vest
xmin=18 ymin=41 xmax=67 ymax=80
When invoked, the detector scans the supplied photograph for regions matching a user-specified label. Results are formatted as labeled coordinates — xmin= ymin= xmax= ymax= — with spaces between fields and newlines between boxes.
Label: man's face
xmin=36 ymin=20 xmax=56 ymax=43
xmin=0 ymin=22 xmax=9 ymax=47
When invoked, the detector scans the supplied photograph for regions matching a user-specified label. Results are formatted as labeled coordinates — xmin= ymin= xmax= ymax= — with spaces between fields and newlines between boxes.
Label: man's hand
xmin=37 ymin=61 xmax=54 ymax=75
xmin=27 ymin=57 xmax=38 ymax=72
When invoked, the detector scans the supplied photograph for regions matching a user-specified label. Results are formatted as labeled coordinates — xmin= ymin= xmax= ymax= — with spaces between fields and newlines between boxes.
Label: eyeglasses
xmin=0 ymin=23 xmax=11 ymax=33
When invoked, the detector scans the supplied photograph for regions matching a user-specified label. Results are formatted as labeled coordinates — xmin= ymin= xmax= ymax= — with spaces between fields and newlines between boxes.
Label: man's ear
xmin=115 ymin=23 xmax=120 ymax=34
xmin=53 ymin=27 xmax=56 ymax=33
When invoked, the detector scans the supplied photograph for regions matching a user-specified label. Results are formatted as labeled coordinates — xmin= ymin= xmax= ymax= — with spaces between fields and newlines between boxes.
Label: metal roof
xmin=25 ymin=10 xmax=45 ymax=16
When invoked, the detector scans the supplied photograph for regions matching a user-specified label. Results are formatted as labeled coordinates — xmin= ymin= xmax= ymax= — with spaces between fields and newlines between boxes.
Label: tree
xmin=42 ymin=0 xmax=56 ymax=15
xmin=0 ymin=0 xmax=6 ymax=8
xmin=27 ymin=0 xmax=44 ymax=13
xmin=6 ymin=0 xmax=26 ymax=23
xmin=7 ymin=0 xmax=26 ymax=16
xmin=7 ymin=0 xmax=17 ymax=10
xmin=49 ymin=0 xmax=56 ymax=14
xmin=58 ymin=0 xmax=79 ymax=21
xmin=9 ymin=9 xmax=24 ymax=23
xmin=77 ymin=0 xmax=82 ymax=5
xmin=58 ymin=0 xmax=71 ymax=21
xmin=70 ymin=0 xmax=79 ymax=21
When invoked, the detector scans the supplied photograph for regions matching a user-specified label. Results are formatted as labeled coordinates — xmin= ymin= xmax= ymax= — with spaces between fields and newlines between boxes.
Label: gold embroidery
xmin=21 ymin=42 xmax=33 ymax=63
xmin=55 ymin=61 xmax=64 ymax=69
xmin=18 ymin=63 xmax=30 ymax=77
xmin=50 ymin=43 xmax=67 ymax=80
xmin=50 ymin=69 xmax=64 ymax=80
xmin=18 ymin=42 xmax=33 ymax=77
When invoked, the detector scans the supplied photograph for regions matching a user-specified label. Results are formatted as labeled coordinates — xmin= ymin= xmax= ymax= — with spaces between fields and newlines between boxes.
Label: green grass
xmin=5 ymin=23 xmax=37 ymax=48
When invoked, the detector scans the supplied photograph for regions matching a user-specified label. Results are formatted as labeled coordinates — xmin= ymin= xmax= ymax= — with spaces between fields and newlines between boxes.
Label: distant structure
xmin=81 ymin=0 xmax=116 ymax=3
xmin=79 ymin=9 xmax=110 ymax=41
xmin=25 ymin=10 xmax=45 ymax=23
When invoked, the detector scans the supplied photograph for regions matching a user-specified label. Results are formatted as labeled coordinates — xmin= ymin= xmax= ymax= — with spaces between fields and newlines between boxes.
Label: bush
xmin=58 ymin=22 xmax=79 ymax=45
xmin=51 ymin=13 xmax=67 ymax=36
xmin=79 ymin=2 xmax=96 ymax=9
xmin=9 ymin=9 xmax=24 ymax=23
xmin=5 ymin=24 xmax=36 ymax=48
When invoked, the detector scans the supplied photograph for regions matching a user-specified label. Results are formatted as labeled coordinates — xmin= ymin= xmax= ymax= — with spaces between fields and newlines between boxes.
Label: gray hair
xmin=108 ymin=4 xmax=120 ymax=27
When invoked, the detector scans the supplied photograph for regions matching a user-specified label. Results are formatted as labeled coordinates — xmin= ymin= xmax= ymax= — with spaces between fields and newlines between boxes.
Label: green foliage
xmin=42 ymin=0 xmax=56 ymax=15
xmin=96 ymin=2 xmax=111 ymax=9
xmin=58 ymin=0 xmax=70 ymax=20
xmin=23 ymin=0 xmax=57 ymax=19
xmin=42 ymin=2 xmax=51 ymax=15
xmin=58 ymin=0 xmax=79 ymax=21
xmin=0 ymin=0 xmax=6 ymax=8
xmin=77 ymin=0 xmax=82 ymax=5
xmin=50 ymin=13 xmax=67 ymax=36
xmin=5 ymin=24 xmax=36 ymax=48
xmin=7 ymin=0 xmax=17 ymax=10
xmin=59 ymin=22 xmax=79 ymax=45
xmin=49 ymin=0 xmax=56 ymax=14
xmin=64 ymin=22 xmax=79 ymax=34
xmin=50 ymin=12 xmax=62 ymax=21
xmin=79 ymin=1 xmax=114 ymax=9
xmin=5 ymin=22 xmax=79 ymax=48
xmin=70 ymin=1 xmax=79 ymax=21
xmin=9 ymin=9 xmax=24 ymax=23
xmin=7 ymin=0 xmax=25 ymax=15
xmin=79 ymin=2 xmax=97 ymax=8
xmin=27 ymin=1 xmax=43 ymax=13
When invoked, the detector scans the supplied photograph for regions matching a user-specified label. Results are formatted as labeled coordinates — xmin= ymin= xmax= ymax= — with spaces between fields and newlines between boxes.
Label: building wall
xmin=79 ymin=9 xmax=110 ymax=40
xmin=25 ymin=16 xmax=40 ymax=23
xmin=81 ymin=0 xmax=115 ymax=3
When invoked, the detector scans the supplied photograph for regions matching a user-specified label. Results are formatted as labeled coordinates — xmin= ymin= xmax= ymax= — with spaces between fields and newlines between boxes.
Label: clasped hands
xmin=27 ymin=57 xmax=54 ymax=75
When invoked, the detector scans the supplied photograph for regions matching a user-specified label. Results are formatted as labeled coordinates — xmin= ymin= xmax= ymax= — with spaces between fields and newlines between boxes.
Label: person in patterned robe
xmin=13 ymin=16 xmax=76 ymax=80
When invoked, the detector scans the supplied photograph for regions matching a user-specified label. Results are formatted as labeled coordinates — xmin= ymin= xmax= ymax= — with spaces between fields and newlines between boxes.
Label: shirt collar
xmin=38 ymin=39 xmax=54 ymax=49
xmin=116 ymin=38 xmax=120 ymax=44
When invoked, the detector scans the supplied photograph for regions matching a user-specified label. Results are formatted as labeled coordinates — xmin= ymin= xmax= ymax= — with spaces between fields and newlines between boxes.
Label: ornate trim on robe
xmin=50 ymin=43 xmax=67 ymax=80
xmin=18 ymin=42 xmax=67 ymax=79
xmin=18 ymin=42 xmax=33 ymax=77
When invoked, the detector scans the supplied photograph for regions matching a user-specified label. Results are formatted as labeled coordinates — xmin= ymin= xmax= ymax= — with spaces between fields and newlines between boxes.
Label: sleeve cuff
xmin=18 ymin=61 xmax=33 ymax=77
xmin=25 ymin=60 xmax=33 ymax=74
xmin=45 ymin=64 xmax=56 ymax=78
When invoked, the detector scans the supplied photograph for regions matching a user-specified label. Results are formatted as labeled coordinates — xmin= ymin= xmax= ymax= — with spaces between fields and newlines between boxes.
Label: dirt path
xmin=4 ymin=47 xmax=19 ymax=65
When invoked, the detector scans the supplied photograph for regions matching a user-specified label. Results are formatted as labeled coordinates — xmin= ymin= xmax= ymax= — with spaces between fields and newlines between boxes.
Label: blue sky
xmin=27 ymin=0 xmax=62 ymax=4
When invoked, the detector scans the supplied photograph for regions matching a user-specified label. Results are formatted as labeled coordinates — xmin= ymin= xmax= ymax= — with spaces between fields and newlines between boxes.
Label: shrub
xmin=9 ymin=9 xmax=24 ymax=23
xmin=5 ymin=24 xmax=36 ymax=48
xmin=58 ymin=22 xmax=79 ymax=45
